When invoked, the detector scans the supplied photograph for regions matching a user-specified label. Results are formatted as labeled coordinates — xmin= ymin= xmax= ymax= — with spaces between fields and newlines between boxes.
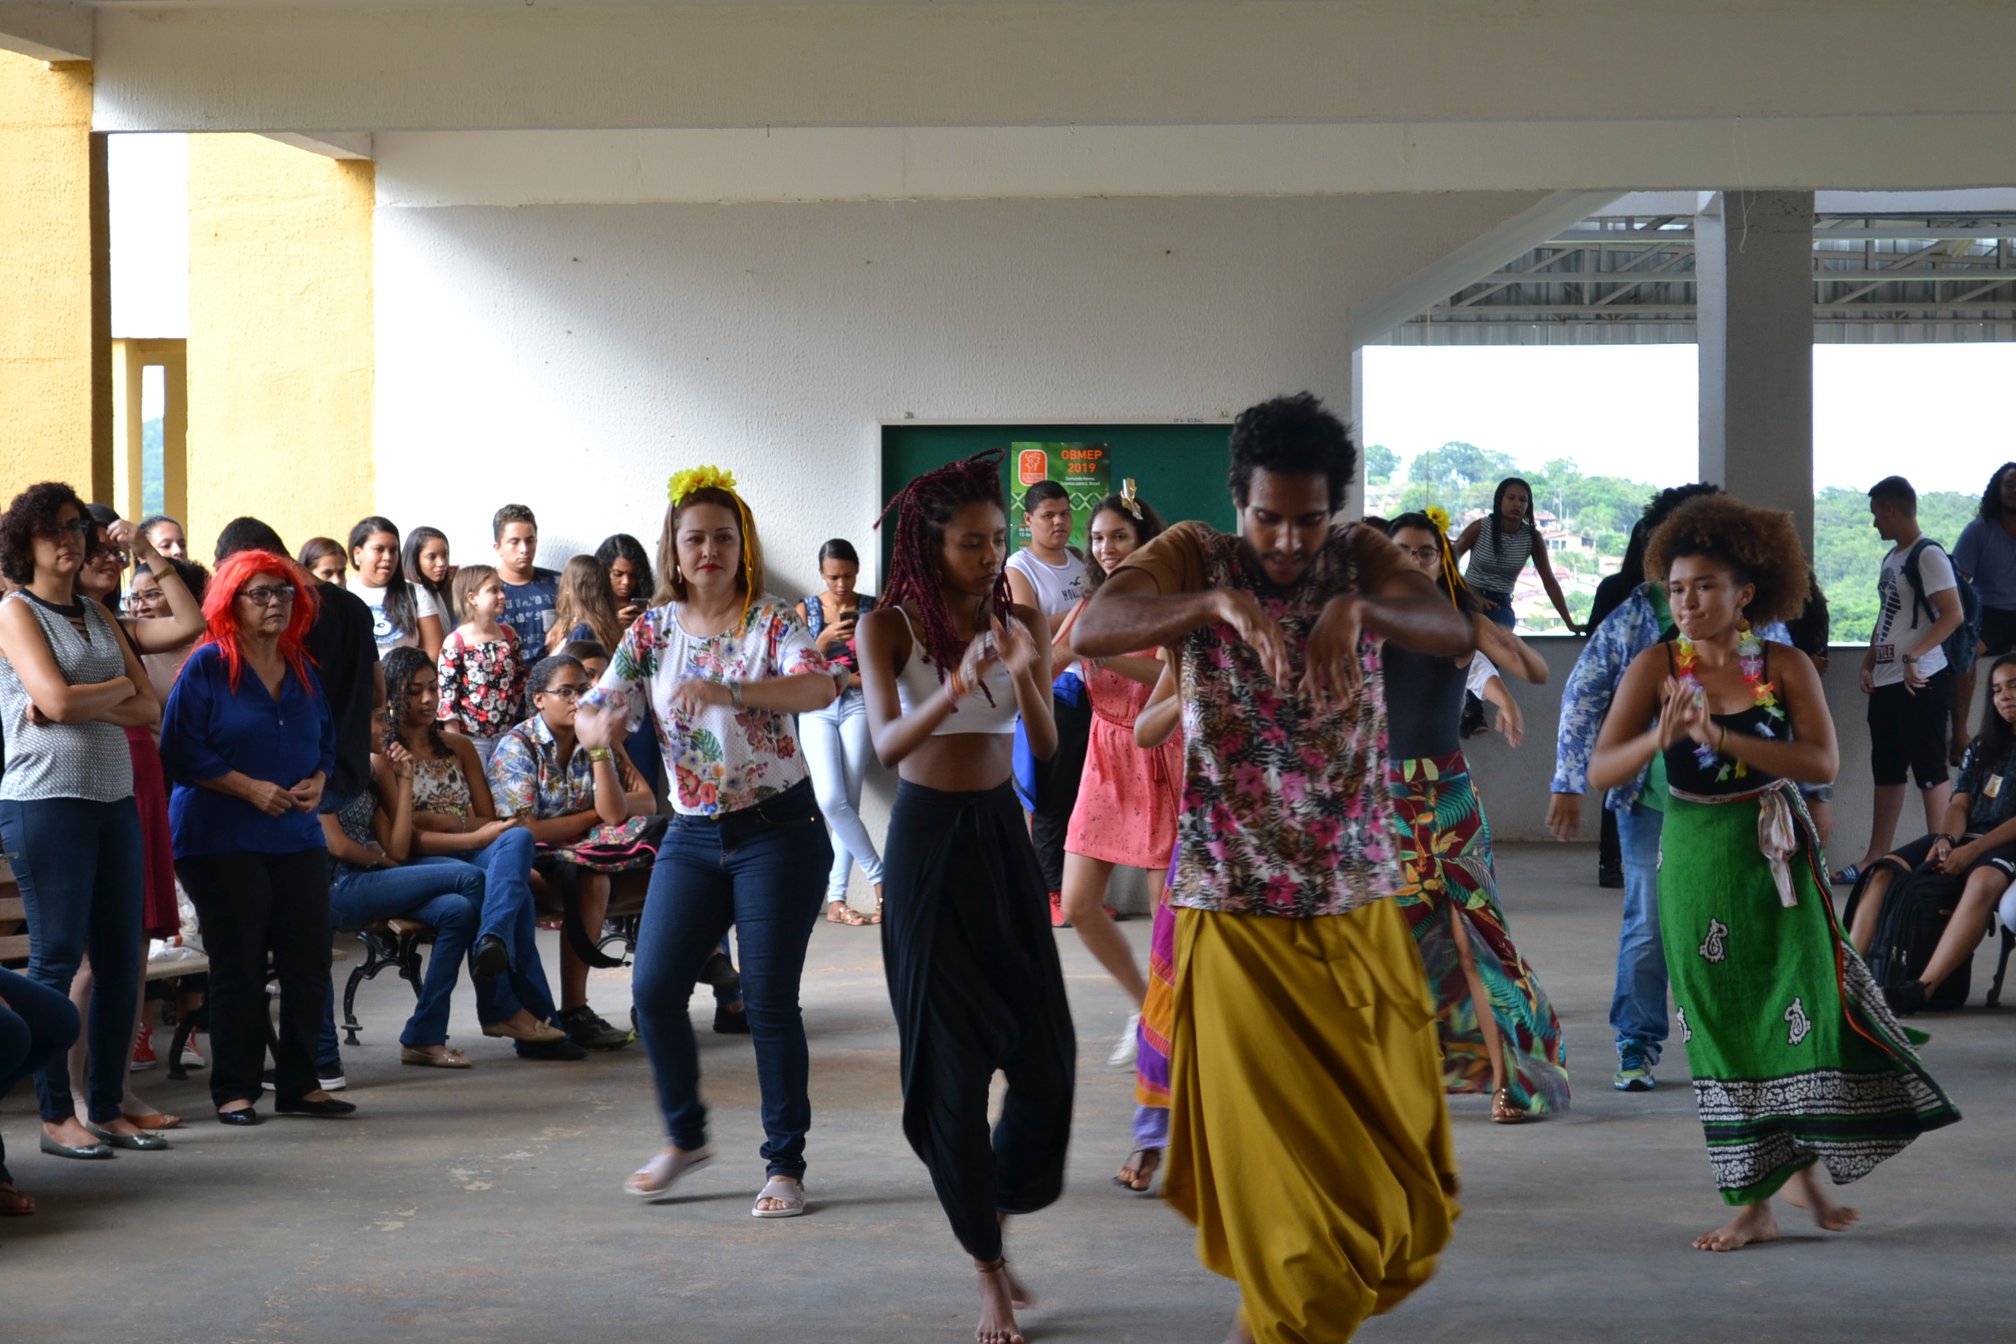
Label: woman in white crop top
xmin=858 ymin=451 xmax=1072 ymax=1344
xmin=577 ymin=470 xmax=837 ymax=1220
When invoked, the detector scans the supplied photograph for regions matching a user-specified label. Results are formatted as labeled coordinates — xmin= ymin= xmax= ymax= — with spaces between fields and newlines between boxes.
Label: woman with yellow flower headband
xmin=575 ymin=466 xmax=841 ymax=1219
xmin=1384 ymin=507 xmax=1570 ymax=1125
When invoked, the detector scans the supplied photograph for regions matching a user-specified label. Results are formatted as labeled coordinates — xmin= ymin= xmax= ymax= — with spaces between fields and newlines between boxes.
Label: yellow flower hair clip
xmin=1424 ymin=504 xmax=1452 ymax=536
xmin=667 ymin=465 xmax=740 ymax=505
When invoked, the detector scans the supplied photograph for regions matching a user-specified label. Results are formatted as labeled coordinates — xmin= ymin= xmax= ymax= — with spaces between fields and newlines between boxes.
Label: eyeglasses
xmin=45 ymin=518 xmax=92 ymax=538
xmin=538 ymin=683 xmax=584 ymax=700
xmin=238 ymin=585 xmax=297 ymax=607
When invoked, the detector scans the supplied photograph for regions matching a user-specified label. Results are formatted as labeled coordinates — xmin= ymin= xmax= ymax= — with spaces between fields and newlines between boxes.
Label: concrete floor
xmin=3 ymin=845 xmax=2010 ymax=1344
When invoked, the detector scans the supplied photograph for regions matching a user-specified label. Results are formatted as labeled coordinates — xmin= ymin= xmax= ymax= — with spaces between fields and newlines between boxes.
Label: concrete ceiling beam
xmin=0 ymin=1 xmax=90 ymax=62
xmin=262 ymin=131 xmax=373 ymax=161
xmin=88 ymin=1 xmax=2016 ymax=135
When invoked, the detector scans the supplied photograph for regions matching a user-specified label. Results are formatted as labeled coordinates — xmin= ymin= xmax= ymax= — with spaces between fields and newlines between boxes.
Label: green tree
xmin=1812 ymin=486 xmax=1977 ymax=644
xmin=1364 ymin=442 xmax=1398 ymax=486
xmin=1398 ymin=440 xmax=1516 ymax=516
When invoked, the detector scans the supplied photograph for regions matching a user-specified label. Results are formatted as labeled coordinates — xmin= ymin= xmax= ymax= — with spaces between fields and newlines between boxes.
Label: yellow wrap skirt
xmin=1163 ymin=899 xmax=1460 ymax=1343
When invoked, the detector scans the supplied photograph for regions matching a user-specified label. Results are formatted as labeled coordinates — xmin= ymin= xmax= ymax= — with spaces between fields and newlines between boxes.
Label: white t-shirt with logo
xmin=1005 ymin=547 xmax=1088 ymax=618
xmin=1871 ymin=541 xmax=1957 ymax=688
xmin=348 ymin=575 xmax=441 ymax=655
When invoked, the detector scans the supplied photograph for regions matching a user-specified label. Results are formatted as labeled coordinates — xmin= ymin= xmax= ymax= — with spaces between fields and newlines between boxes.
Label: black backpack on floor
xmin=1844 ymin=860 xmax=1972 ymax=1012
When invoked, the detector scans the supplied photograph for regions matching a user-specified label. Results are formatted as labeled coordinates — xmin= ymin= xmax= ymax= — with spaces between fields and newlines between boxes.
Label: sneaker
xmin=131 ymin=1022 xmax=158 ymax=1072
xmin=261 ymin=1069 xmax=347 ymax=1093
xmin=1598 ymin=866 xmax=1624 ymax=890
xmin=515 ymin=1035 xmax=590 ymax=1061
xmin=559 ymin=1005 xmax=634 ymax=1051
xmin=1049 ymin=892 xmax=1071 ymax=929
xmin=1107 ymin=1013 xmax=1141 ymax=1069
xmin=1830 ymin=864 xmax=1862 ymax=887
xmin=177 ymin=1035 xmax=207 ymax=1070
xmin=1612 ymin=1048 xmax=1656 ymax=1092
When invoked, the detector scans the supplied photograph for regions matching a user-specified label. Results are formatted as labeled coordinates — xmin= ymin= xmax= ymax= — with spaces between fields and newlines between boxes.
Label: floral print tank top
xmin=412 ymin=753 xmax=474 ymax=819
xmin=1170 ymin=525 xmax=1398 ymax=919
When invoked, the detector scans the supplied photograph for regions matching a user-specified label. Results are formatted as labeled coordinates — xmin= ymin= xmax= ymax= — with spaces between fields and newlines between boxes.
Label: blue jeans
xmin=633 ymin=780 xmax=830 ymax=1178
xmin=1611 ymin=801 xmax=1668 ymax=1062
xmin=460 ymin=829 xmax=557 ymax=1023
xmin=800 ymin=690 xmax=885 ymax=900
xmin=1474 ymin=586 xmax=1517 ymax=630
xmin=1 ymin=966 xmax=81 ymax=1181
xmin=322 ymin=857 xmax=485 ymax=1051
xmin=0 ymin=797 xmax=144 ymax=1124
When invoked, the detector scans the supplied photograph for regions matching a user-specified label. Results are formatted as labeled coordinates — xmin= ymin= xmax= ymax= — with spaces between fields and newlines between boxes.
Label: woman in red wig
xmin=159 ymin=549 xmax=353 ymax=1126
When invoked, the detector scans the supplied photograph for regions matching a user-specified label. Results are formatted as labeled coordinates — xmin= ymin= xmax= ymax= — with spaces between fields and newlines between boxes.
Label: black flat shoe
xmin=471 ymin=934 xmax=510 ymax=986
xmin=274 ymin=1097 xmax=358 ymax=1118
xmin=713 ymin=1003 xmax=752 ymax=1035
xmin=214 ymin=1108 xmax=263 ymax=1128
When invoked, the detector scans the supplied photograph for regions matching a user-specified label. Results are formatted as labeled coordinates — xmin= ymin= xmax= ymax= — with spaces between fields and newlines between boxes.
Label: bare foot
xmin=1113 ymin=1147 xmax=1162 ymax=1192
xmin=1782 ymin=1167 xmax=1860 ymax=1232
xmin=1693 ymin=1201 xmax=1779 ymax=1252
xmin=0 ymin=1182 xmax=35 ymax=1215
xmin=975 ymin=1261 xmax=1026 ymax=1344
xmin=42 ymin=1117 xmax=98 ymax=1148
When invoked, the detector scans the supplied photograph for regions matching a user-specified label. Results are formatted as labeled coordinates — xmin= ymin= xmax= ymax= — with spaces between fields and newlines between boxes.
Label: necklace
xmin=1671 ymin=624 xmax=1784 ymax=782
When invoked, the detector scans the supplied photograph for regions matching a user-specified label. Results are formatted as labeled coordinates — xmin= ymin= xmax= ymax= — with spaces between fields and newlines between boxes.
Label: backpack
xmin=1845 ymin=860 xmax=1973 ymax=1012
xmin=1900 ymin=537 xmax=1980 ymax=675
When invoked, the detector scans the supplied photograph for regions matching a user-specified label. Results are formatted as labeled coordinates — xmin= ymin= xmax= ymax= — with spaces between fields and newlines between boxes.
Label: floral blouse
xmin=583 ymin=593 xmax=827 ymax=817
xmin=437 ymin=625 xmax=528 ymax=741
xmin=487 ymin=713 xmax=596 ymax=821
xmin=1116 ymin=521 xmax=1402 ymax=920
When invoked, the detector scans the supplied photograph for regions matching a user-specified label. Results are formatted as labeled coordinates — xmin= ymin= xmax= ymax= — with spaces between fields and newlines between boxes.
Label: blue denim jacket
xmin=1550 ymin=582 xmax=1789 ymax=812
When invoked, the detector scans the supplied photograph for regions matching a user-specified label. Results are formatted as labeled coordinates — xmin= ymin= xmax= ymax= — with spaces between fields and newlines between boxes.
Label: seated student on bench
xmin=1849 ymin=653 xmax=2016 ymax=1015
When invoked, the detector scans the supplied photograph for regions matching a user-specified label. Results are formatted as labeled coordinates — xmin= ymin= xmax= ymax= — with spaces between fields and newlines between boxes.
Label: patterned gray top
xmin=0 ymin=590 xmax=136 ymax=803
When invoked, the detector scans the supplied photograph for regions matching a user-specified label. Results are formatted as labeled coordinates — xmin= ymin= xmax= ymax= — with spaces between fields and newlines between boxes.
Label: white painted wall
xmin=371 ymin=185 xmax=1554 ymax=899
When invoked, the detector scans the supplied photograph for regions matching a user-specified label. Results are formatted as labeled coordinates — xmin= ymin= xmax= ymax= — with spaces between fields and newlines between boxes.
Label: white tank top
xmin=1005 ymin=548 xmax=1088 ymax=617
xmin=892 ymin=609 xmax=1019 ymax=735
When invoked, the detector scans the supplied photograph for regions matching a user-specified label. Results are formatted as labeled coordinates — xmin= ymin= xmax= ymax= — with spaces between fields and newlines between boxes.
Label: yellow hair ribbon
xmin=1118 ymin=478 xmax=1143 ymax=520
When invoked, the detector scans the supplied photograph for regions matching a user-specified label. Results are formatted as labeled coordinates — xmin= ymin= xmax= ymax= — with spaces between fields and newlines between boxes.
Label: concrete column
xmin=0 ymin=54 xmax=106 ymax=491
xmin=1696 ymin=190 xmax=1815 ymax=552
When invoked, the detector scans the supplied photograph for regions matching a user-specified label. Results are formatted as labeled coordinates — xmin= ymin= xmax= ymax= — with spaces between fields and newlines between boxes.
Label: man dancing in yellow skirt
xmin=1076 ymin=393 xmax=1471 ymax=1343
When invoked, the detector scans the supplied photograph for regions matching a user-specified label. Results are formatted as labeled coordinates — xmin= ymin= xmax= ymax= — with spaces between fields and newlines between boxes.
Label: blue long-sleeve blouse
xmin=159 ymin=642 xmax=336 ymax=859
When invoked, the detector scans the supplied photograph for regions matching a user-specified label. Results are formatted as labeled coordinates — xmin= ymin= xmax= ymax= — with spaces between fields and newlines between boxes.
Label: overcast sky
xmin=1362 ymin=344 xmax=2008 ymax=497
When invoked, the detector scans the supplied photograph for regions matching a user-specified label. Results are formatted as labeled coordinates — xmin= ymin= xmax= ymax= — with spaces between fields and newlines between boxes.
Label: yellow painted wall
xmin=185 ymin=134 xmax=373 ymax=561
xmin=0 ymin=54 xmax=103 ymax=496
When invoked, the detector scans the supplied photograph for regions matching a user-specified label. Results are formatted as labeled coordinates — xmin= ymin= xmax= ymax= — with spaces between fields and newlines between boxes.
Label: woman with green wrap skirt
xmin=1591 ymin=494 xmax=1958 ymax=1253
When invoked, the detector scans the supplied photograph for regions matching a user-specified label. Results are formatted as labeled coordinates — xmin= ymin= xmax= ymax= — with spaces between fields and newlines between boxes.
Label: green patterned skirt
xmin=1658 ymin=782 xmax=1959 ymax=1205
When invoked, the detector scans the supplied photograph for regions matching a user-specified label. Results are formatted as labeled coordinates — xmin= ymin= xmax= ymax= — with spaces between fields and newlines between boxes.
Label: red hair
xmin=200 ymin=549 xmax=320 ymax=692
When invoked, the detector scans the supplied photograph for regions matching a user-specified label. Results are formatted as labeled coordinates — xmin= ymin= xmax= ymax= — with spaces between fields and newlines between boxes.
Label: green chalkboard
xmin=877 ymin=422 xmax=1237 ymax=580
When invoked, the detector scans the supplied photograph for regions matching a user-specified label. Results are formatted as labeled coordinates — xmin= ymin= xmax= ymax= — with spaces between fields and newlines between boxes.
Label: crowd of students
xmin=0 ymin=431 xmax=2008 ymax=1343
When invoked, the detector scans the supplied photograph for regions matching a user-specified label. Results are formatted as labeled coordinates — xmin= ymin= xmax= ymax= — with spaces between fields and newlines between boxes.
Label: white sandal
xmin=625 ymin=1145 xmax=712 ymax=1200
xmin=751 ymin=1175 xmax=807 ymax=1219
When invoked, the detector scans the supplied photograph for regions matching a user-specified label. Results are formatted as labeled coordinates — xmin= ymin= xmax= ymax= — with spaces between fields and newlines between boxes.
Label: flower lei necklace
xmin=1672 ymin=623 xmax=1784 ymax=781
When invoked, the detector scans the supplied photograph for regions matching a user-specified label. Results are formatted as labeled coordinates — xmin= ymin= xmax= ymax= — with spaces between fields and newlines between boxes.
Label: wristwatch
xmin=727 ymin=679 xmax=746 ymax=710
